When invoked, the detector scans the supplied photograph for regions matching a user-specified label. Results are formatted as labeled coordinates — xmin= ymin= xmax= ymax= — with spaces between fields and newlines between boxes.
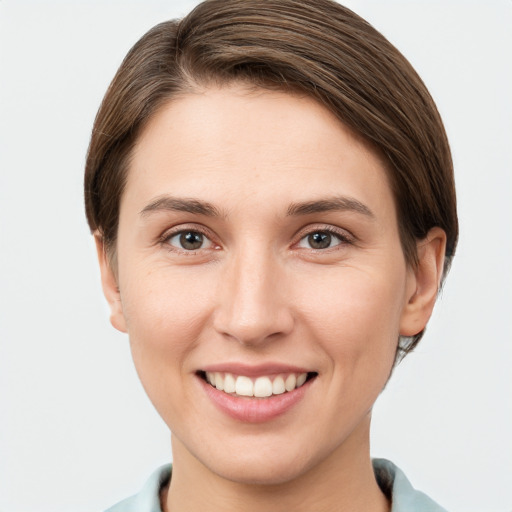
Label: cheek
xmin=117 ymin=265 xmax=220 ymax=424
xmin=119 ymin=264 xmax=217 ymax=367
xmin=296 ymin=266 xmax=405 ymax=368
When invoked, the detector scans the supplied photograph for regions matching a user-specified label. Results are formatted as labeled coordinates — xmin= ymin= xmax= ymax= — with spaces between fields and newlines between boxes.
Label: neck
xmin=164 ymin=416 xmax=389 ymax=512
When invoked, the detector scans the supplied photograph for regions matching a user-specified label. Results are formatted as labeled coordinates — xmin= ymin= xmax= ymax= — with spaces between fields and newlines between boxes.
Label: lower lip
xmin=198 ymin=376 xmax=312 ymax=423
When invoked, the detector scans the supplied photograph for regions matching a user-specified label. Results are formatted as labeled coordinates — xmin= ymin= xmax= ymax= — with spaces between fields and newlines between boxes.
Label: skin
xmin=97 ymin=85 xmax=446 ymax=512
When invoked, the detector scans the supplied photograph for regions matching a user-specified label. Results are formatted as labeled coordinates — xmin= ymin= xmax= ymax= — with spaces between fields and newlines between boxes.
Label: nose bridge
xmin=214 ymin=240 xmax=293 ymax=345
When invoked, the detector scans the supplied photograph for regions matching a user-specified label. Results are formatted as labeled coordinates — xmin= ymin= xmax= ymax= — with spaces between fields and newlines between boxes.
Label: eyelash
xmin=294 ymin=226 xmax=354 ymax=251
xmin=159 ymin=225 xmax=218 ymax=254
xmin=158 ymin=225 xmax=354 ymax=254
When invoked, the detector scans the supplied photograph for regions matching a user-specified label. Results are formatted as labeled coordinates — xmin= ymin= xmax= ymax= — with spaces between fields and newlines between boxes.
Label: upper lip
xmin=199 ymin=362 xmax=313 ymax=377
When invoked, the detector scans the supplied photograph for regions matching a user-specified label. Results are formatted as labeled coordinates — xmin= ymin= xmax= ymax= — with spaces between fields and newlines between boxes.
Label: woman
xmin=84 ymin=0 xmax=457 ymax=510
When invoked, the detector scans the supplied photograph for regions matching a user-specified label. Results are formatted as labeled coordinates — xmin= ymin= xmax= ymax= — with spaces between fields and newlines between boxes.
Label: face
xmin=99 ymin=85 xmax=438 ymax=485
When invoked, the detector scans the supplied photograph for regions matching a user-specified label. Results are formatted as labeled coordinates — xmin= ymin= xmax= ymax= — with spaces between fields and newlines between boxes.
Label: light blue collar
xmin=105 ymin=459 xmax=447 ymax=512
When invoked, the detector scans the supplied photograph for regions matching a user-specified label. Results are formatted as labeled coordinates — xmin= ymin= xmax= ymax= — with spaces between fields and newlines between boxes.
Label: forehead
xmin=125 ymin=85 xmax=394 ymax=218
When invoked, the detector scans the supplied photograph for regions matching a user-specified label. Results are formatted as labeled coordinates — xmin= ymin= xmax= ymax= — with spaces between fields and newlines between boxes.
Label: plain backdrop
xmin=1 ymin=1 xmax=511 ymax=511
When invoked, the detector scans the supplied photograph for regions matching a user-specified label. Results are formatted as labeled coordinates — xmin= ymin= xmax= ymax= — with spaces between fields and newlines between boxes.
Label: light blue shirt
xmin=105 ymin=458 xmax=447 ymax=512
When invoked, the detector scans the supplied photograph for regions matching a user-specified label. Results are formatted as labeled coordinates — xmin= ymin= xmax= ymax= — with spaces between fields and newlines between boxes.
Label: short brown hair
xmin=84 ymin=0 xmax=458 ymax=358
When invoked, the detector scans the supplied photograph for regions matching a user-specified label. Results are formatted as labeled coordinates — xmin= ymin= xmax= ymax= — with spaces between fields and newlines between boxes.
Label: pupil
xmin=180 ymin=232 xmax=203 ymax=250
xmin=309 ymin=232 xmax=331 ymax=249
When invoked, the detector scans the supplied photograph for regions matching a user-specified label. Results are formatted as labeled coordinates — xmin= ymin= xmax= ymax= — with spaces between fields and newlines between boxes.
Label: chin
xmin=189 ymin=436 xmax=328 ymax=487
xmin=211 ymin=456 xmax=312 ymax=486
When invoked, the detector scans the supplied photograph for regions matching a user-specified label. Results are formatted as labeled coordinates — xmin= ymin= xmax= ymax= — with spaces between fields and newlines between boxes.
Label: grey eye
xmin=168 ymin=231 xmax=213 ymax=251
xmin=309 ymin=232 xmax=331 ymax=249
xmin=298 ymin=231 xmax=343 ymax=250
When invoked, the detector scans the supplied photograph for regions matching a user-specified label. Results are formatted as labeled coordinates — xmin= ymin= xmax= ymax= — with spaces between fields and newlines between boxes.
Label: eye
xmin=166 ymin=230 xmax=214 ymax=251
xmin=297 ymin=230 xmax=347 ymax=250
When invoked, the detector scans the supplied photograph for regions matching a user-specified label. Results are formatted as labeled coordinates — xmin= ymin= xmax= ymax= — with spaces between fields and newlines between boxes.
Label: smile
xmin=202 ymin=371 xmax=312 ymax=398
xmin=197 ymin=366 xmax=318 ymax=422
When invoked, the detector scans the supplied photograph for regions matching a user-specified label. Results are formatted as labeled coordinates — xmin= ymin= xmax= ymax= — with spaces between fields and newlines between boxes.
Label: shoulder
xmin=104 ymin=465 xmax=171 ymax=512
xmin=373 ymin=458 xmax=448 ymax=512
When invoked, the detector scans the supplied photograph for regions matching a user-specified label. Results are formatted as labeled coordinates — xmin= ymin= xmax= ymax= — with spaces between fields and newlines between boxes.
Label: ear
xmin=94 ymin=234 xmax=128 ymax=333
xmin=400 ymin=227 xmax=447 ymax=337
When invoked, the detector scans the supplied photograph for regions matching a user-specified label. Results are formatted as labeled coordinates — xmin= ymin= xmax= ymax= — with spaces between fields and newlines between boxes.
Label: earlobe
xmin=399 ymin=227 xmax=447 ymax=337
xmin=94 ymin=234 xmax=128 ymax=333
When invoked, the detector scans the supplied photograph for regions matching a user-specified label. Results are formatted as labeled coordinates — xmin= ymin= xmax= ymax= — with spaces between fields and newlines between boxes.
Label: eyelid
xmin=158 ymin=224 xmax=220 ymax=252
xmin=293 ymin=224 xmax=355 ymax=249
xmin=156 ymin=222 xmax=354 ymax=253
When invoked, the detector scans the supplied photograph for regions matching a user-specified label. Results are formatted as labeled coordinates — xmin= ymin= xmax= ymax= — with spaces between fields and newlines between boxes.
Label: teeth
xmin=235 ymin=376 xmax=253 ymax=396
xmin=214 ymin=372 xmax=224 ymax=391
xmin=254 ymin=377 xmax=273 ymax=398
xmin=224 ymin=373 xmax=236 ymax=393
xmin=285 ymin=374 xmax=296 ymax=392
xmin=296 ymin=373 xmax=307 ymax=387
xmin=204 ymin=371 xmax=309 ymax=398
xmin=272 ymin=376 xmax=286 ymax=395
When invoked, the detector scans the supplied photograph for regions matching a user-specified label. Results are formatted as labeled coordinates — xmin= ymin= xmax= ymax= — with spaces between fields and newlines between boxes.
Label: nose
xmin=213 ymin=245 xmax=294 ymax=346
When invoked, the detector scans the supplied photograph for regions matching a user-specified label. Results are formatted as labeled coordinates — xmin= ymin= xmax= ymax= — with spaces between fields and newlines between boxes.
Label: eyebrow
xmin=286 ymin=196 xmax=374 ymax=218
xmin=139 ymin=194 xmax=373 ymax=219
xmin=140 ymin=196 xmax=223 ymax=218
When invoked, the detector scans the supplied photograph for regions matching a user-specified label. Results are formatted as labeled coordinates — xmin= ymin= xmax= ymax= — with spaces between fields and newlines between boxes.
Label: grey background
xmin=1 ymin=1 xmax=511 ymax=511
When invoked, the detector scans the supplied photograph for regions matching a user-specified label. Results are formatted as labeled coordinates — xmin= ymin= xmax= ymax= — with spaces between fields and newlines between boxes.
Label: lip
xmin=200 ymin=362 xmax=311 ymax=377
xmin=196 ymin=363 xmax=316 ymax=423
